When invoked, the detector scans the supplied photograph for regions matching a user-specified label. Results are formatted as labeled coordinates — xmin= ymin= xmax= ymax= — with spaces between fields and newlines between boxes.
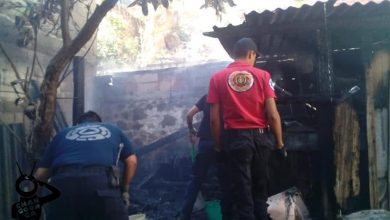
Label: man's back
xmin=207 ymin=37 xmax=284 ymax=220
xmin=208 ymin=61 xmax=276 ymax=129
xmin=34 ymin=111 xmax=137 ymax=220
xmin=40 ymin=122 xmax=134 ymax=171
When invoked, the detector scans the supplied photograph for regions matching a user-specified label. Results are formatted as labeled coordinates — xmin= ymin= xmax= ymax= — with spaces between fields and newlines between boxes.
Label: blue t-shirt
xmin=39 ymin=122 xmax=136 ymax=170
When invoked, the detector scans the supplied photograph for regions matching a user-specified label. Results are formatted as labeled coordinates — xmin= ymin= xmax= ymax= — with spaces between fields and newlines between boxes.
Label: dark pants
xmin=45 ymin=171 xmax=127 ymax=220
xmin=223 ymin=129 xmax=272 ymax=220
xmin=216 ymin=151 xmax=235 ymax=220
xmin=179 ymin=139 xmax=215 ymax=219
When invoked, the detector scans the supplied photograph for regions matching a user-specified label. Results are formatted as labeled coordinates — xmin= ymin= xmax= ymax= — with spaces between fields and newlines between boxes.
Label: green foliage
xmin=200 ymin=0 xmax=236 ymax=16
xmin=128 ymin=0 xmax=235 ymax=16
xmin=128 ymin=0 xmax=172 ymax=16
xmin=97 ymin=9 xmax=142 ymax=69
xmin=1 ymin=0 xmax=94 ymax=47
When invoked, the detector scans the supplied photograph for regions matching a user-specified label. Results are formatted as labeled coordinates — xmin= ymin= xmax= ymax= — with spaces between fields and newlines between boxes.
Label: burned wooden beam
xmin=333 ymin=102 xmax=360 ymax=209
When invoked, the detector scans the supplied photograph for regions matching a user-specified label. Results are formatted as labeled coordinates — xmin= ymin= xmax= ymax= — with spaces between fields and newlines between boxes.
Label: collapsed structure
xmin=204 ymin=0 xmax=390 ymax=218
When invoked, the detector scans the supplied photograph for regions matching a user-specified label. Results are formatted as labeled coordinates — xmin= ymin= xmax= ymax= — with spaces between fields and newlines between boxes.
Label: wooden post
xmin=371 ymin=49 xmax=390 ymax=209
xmin=388 ymin=45 xmax=390 ymax=211
xmin=316 ymin=5 xmax=334 ymax=98
xmin=315 ymin=2 xmax=335 ymax=218
xmin=333 ymin=102 xmax=360 ymax=209
xmin=362 ymin=35 xmax=379 ymax=209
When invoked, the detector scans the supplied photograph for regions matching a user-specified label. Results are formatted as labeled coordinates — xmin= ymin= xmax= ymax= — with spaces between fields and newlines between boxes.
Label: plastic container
xmin=205 ymin=200 xmax=222 ymax=220
xmin=128 ymin=214 xmax=146 ymax=220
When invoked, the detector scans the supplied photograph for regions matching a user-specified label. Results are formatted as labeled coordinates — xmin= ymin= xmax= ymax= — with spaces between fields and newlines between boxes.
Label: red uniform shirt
xmin=207 ymin=61 xmax=276 ymax=129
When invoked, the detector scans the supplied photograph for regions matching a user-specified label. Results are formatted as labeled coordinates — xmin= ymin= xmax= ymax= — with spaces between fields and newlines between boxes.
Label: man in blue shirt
xmin=34 ymin=111 xmax=137 ymax=220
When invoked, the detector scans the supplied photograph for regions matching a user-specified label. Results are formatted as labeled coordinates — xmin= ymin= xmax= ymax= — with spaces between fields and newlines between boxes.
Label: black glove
xmin=276 ymin=147 xmax=288 ymax=159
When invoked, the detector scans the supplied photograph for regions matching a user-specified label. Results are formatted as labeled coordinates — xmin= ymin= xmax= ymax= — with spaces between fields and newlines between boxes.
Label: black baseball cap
xmin=233 ymin=37 xmax=260 ymax=58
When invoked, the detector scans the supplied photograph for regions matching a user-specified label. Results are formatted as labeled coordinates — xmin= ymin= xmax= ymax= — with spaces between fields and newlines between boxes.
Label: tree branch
xmin=36 ymin=55 xmax=45 ymax=76
xmin=82 ymin=31 xmax=97 ymax=59
xmin=60 ymin=0 xmax=71 ymax=46
xmin=67 ymin=0 xmax=118 ymax=56
xmin=46 ymin=15 xmax=60 ymax=36
xmin=57 ymin=62 xmax=72 ymax=87
xmin=33 ymin=0 xmax=119 ymax=157
xmin=47 ymin=0 xmax=119 ymax=77
xmin=57 ymin=31 xmax=97 ymax=88
xmin=85 ymin=0 xmax=94 ymax=22
xmin=26 ymin=28 xmax=38 ymax=94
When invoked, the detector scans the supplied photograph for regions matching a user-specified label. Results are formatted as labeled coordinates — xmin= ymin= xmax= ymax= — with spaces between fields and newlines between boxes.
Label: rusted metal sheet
xmin=0 ymin=123 xmax=26 ymax=220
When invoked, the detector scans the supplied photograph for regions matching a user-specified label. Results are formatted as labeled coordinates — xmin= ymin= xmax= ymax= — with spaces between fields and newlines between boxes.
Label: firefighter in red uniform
xmin=207 ymin=37 xmax=286 ymax=220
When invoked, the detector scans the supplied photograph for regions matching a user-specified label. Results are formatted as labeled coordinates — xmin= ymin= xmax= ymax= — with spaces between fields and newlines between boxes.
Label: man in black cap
xmin=207 ymin=37 xmax=286 ymax=219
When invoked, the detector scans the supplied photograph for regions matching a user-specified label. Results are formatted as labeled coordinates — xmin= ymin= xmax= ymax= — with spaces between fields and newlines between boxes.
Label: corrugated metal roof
xmin=245 ymin=0 xmax=387 ymax=14
xmin=334 ymin=0 xmax=386 ymax=6
xmin=205 ymin=0 xmax=390 ymax=58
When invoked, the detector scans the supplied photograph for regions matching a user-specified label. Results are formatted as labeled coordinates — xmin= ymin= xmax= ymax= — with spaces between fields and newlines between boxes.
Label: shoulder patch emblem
xmin=228 ymin=71 xmax=254 ymax=92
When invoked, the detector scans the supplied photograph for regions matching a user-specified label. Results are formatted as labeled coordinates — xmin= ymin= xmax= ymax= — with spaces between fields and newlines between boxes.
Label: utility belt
xmin=255 ymin=127 xmax=269 ymax=134
xmin=226 ymin=127 xmax=270 ymax=134
xmin=54 ymin=165 xmax=110 ymax=175
xmin=53 ymin=144 xmax=124 ymax=188
xmin=53 ymin=165 xmax=121 ymax=188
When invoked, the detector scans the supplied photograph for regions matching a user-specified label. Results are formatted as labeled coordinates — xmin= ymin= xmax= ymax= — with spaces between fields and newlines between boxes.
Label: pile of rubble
xmin=128 ymin=159 xmax=220 ymax=219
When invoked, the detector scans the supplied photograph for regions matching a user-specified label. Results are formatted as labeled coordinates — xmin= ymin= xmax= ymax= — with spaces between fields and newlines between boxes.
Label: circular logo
xmin=65 ymin=124 xmax=111 ymax=141
xmin=228 ymin=71 xmax=254 ymax=92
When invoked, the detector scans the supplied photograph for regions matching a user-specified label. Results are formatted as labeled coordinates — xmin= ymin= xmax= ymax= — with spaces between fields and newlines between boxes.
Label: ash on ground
xmin=129 ymin=158 xmax=221 ymax=220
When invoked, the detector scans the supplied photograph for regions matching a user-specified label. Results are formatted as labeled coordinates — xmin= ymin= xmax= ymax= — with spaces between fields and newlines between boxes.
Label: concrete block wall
xmin=93 ymin=61 xmax=230 ymax=147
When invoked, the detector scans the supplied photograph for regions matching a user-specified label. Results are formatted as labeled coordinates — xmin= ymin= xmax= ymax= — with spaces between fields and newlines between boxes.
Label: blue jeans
xmin=45 ymin=172 xmax=127 ymax=220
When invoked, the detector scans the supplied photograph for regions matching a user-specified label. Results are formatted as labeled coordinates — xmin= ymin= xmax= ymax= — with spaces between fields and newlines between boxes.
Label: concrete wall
xmin=94 ymin=61 xmax=229 ymax=147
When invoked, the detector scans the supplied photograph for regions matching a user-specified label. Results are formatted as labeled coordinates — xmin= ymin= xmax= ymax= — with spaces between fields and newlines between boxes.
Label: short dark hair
xmin=77 ymin=111 xmax=102 ymax=124
xmin=233 ymin=37 xmax=260 ymax=59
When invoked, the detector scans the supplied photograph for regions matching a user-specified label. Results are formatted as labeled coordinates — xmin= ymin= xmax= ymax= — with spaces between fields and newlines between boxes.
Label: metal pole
xmin=72 ymin=56 xmax=85 ymax=125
